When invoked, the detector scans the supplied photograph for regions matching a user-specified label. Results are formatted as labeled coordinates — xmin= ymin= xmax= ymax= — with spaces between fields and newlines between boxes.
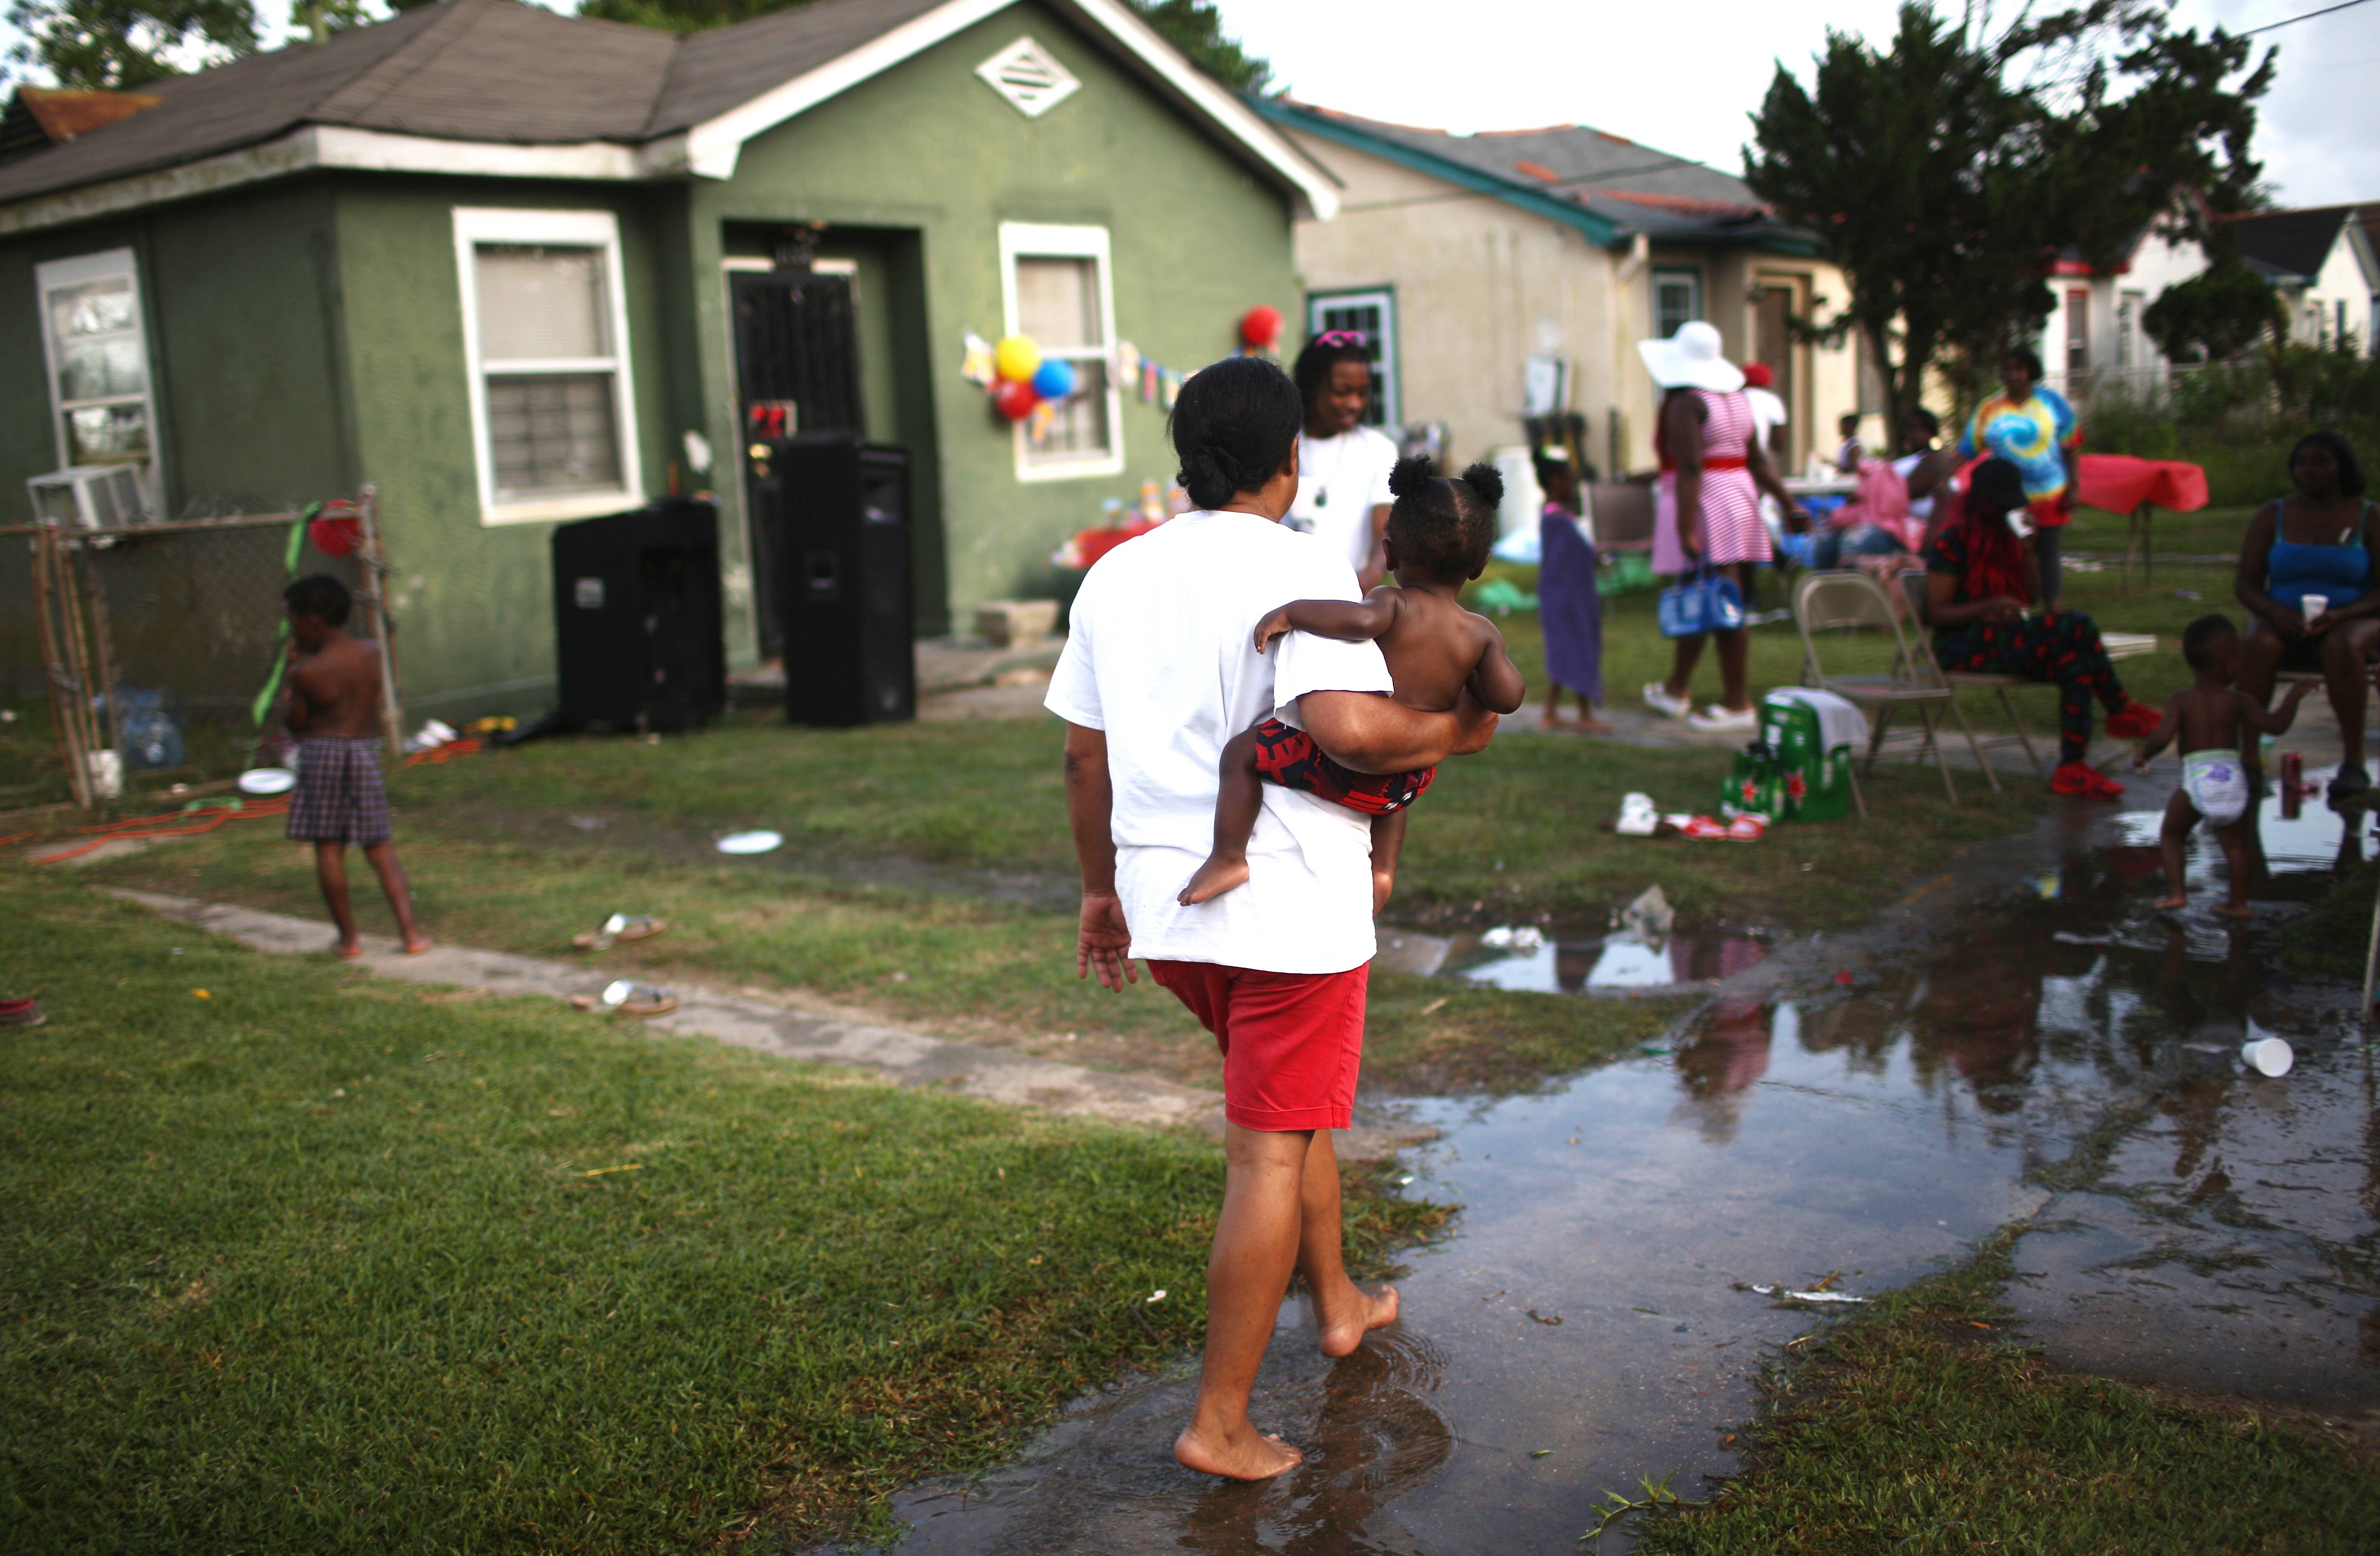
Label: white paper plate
xmin=237 ymin=767 xmax=296 ymax=795
xmin=714 ymin=829 xmax=783 ymax=855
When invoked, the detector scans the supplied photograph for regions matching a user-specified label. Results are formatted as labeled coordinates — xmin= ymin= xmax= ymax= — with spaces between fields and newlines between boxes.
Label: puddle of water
xmin=1449 ymin=932 xmax=1771 ymax=994
xmin=828 ymin=796 xmax=2379 ymax=1555
xmin=2112 ymin=761 xmax=2375 ymax=882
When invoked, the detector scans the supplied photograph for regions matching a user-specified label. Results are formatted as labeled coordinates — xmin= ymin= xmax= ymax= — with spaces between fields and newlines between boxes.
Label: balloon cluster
xmin=990 ymin=334 xmax=1077 ymax=421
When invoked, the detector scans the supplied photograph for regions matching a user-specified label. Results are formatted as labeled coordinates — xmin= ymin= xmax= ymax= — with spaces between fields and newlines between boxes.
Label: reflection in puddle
xmin=2113 ymin=761 xmax=2373 ymax=882
xmin=841 ymin=797 xmax=2378 ymax=1555
xmin=1455 ymin=931 xmax=1770 ymax=993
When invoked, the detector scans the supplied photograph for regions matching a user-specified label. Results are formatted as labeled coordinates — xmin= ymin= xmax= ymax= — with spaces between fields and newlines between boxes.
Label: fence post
xmin=74 ymin=541 xmax=127 ymax=764
xmin=355 ymin=485 xmax=405 ymax=758
xmin=30 ymin=526 xmax=94 ymax=809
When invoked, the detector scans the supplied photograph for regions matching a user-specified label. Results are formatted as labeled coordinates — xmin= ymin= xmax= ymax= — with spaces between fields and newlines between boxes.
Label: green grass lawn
xmin=0 ymin=871 xmax=1444 ymax=1550
xmin=1639 ymin=1228 xmax=2380 ymax=1555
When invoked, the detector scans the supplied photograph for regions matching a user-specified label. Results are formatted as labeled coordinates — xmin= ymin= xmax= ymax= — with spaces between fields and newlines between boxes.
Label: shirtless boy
xmin=1180 ymin=457 xmax=1525 ymax=909
xmin=2132 ymin=613 xmax=2314 ymax=918
xmin=279 ymin=574 xmax=430 ymax=956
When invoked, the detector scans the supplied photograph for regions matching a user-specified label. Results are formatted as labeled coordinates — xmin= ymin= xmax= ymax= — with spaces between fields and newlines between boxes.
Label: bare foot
xmin=2152 ymin=894 xmax=2188 ymax=911
xmin=332 ymin=938 xmax=364 ymax=959
xmin=402 ymin=934 xmax=434 ymax=955
xmin=1578 ymin=714 xmax=1616 ymax=735
xmin=1539 ymin=713 xmax=1579 ymax=733
xmin=2213 ymin=901 xmax=2253 ymax=920
xmin=1174 ymin=1423 xmax=1303 ymax=1480
xmin=1317 ymin=1282 xmax=1398 ymax=1358
xmin=1179 ymin=855 xmax=1250 ymax=906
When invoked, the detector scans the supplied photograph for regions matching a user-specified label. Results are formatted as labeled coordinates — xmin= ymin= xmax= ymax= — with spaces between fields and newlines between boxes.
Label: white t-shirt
xmin=1044 ymin=511 xmax=1395 ymax=975
xmin=1892 ymin=451 xmax=1934 ymax=520
xmin=1288 ymin=425 xmax=1400 ymax=577
xmin=1745 ymin=386 xmax=1789 ymax=448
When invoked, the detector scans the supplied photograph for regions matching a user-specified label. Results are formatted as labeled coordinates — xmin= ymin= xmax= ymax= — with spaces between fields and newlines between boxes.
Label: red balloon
xmin=993 ymin=378 xmax=1041 ymax=421
xmin=1240 ymin=304 xmax=1284 ymax=349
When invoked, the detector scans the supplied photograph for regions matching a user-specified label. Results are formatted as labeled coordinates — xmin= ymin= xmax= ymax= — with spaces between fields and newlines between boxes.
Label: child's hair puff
xmin=1386 ymin=457 xmax=1502 ymax=581
xmin=2181 ymin=613 xmax=2237 ymax=671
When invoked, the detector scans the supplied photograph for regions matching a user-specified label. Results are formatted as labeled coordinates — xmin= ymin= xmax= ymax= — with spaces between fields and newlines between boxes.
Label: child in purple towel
xmin=279 ymin=575 xmax=431 ymax=957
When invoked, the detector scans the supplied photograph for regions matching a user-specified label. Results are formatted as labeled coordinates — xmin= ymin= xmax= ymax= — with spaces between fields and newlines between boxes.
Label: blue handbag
xmin=1658 ymin=561 xmax=1746 ymax=638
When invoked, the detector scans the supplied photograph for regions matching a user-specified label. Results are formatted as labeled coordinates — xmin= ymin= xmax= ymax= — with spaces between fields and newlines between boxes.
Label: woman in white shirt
xmin=1286 ymin=332 xmax=1402 ymax=589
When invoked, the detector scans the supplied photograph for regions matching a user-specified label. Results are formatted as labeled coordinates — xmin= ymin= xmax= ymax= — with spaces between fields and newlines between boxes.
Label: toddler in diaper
xmin=2132 ymin=615 xmax=2316 ymax=918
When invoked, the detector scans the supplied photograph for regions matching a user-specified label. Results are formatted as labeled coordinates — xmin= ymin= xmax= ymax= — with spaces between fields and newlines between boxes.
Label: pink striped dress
xmin=1652 ymin=387 xmax=1772 ymax=574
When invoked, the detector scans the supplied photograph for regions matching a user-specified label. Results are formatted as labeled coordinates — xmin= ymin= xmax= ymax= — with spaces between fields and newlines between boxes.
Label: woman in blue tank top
xmin=2236 ymin=431 xmax=2378 ymax=795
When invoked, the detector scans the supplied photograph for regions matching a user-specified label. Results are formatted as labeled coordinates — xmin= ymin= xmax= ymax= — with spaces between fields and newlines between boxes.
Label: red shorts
xmin=1249 ymin=718 xmax=1435 ymax=817
xmin=1147 ymin=959 xmax=1368 ymax=1131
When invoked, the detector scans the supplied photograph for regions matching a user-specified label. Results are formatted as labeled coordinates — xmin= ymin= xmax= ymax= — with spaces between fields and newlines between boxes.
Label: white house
xmin=2230 ymin=204 xmax=2380 ymax=354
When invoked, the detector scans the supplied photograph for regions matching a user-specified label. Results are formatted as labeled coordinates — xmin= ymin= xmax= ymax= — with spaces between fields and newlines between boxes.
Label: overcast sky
xmin=7 ymin=0 xmax=2374 ymax=206
xmin=1209 ymin=0 xmax=2379 ymax=207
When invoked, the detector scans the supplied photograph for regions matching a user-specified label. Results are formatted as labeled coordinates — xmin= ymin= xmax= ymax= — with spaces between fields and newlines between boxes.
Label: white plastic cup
xmin=2301 ymin=594 xmax=2328 ymax=625
xmin=2240 ymin=1036 xmax=2294 ymax=1078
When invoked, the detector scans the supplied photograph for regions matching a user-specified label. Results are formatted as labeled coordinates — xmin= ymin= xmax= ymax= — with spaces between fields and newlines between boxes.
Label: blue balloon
xmin=1030 ymin=358 xmax=1077 ymax=400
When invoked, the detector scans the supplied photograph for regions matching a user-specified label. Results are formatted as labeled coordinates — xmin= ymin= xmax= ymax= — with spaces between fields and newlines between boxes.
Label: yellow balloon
xmin=995 ymin=334 xmax=1042 ymax=382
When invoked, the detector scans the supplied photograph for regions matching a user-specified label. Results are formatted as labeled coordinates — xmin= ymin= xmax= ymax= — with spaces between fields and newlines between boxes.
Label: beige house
xmin=1250 ymin=99 xmax=1867 ymax=478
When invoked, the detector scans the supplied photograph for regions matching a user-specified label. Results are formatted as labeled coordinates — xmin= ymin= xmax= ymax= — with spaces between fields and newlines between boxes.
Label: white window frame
xmin=452 ymin=207 xmax=644 ymax=525
xmin=1304 ymin=287 xmax=1401 ymax=429
xmin=35 ymin=247 xmax=160 ymax=492
xmin=998 ymin=222 xmax=1123 ymax=482
xmin=1651 ymin=266 xmax=1702 ymax=340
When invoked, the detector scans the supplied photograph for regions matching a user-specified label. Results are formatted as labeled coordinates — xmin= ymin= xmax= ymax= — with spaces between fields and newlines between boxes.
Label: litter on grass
xmin=715 ymin=830 xmax=784 ymax=855
xmin=1745 ymin=1283 xmax=1867 ymax=1304
xmin=1621 ymin=884 xmax=1675 ymax=939
xmin=236 ymin=767 xmax=296 ymax=795
xmin=1479 ymin=925 xmax=1546 ymax=952
xmin=1146 ymin=1290 xmax=1167 ymax=1304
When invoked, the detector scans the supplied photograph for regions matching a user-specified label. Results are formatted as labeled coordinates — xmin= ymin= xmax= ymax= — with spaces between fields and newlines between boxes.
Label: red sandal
xmin=2051 ymin=762 xmax=2125 ymax=799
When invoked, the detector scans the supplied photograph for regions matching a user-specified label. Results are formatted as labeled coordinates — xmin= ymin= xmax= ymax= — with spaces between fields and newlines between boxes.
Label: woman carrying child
xmin=1045 ymin=356 xmax=1497 ymax=1481
xmin=1924 ymin=458 xmax=2160 ymax=797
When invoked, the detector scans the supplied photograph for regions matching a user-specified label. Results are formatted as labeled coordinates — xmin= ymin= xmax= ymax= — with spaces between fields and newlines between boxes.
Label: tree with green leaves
xmin=1745 ymin=2 xmax=2271 ymax=443
xmin=5 ymin=0 xmax=257 ymax=88
xmin=2142 ymin=258 xmax=2283 ymax=365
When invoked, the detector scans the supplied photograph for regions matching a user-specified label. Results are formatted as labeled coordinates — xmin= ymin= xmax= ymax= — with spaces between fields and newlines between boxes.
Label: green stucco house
xmin=0 ymin=0 xmax=1333 ymax=712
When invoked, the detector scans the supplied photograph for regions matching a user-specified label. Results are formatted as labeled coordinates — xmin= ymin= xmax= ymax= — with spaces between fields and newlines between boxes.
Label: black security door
xmin=732 ymin=268 xmax=861 ymax=658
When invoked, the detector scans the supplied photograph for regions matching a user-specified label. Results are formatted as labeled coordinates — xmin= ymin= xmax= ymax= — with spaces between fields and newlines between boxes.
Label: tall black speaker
xmin=757 ymin=432 xmax=913 ymax=726
xmin=551 ymin=500 xmax=726 ymax=732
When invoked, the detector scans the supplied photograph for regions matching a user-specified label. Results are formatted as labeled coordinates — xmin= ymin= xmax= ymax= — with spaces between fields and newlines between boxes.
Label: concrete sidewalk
xmin=111 ymin=890 xmax=1433 ymax=1159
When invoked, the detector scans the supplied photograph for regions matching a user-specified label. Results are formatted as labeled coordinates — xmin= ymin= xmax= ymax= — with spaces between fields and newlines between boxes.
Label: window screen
xmin=1653 ymin=270 xmax=1701 ymax=340
xmin=1015 ymin=255 xmax=1110 ymax=464
xmin=43 ymin=271 xmax=152 ymax=467
xmin=473 ymin=244 xmax=619 ymax=498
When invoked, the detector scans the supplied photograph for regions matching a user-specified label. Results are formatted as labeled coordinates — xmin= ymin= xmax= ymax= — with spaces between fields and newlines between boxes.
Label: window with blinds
xmin=474 ymin=244 xmax=621 ymax=498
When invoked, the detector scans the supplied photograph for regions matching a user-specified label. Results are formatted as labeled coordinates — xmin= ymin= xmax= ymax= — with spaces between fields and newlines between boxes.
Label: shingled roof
xmin=2228 ymin=204 xmax=2362 ymax=284
xmin=0 ymin=0 xmax=1334 ymax=220
xmin=1252 ymin=97 xmax=1804 ymax=251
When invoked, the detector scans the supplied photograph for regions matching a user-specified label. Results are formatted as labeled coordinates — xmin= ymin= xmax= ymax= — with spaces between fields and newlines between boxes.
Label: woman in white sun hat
xmin=1639 ymin=321 xmax=1803 ymax=732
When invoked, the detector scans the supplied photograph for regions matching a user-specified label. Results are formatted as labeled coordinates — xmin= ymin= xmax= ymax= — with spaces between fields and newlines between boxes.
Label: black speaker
xmin=551 ymin=500 xmax=726 ymax=732
xmin=758 ymin=432 xmax=914 ymax=727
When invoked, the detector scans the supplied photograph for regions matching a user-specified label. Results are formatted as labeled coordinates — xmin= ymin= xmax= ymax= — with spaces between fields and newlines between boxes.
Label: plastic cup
xmin=2240 ymin=1036 xmax=2294 ymax=1077
xmin=2301 ymin=594 xmax=2328 ymax=625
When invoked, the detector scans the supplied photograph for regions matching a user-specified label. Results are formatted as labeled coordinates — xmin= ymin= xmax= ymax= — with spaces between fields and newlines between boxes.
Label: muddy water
xmin=824 ymin=781 xmax=2380 ymax=1555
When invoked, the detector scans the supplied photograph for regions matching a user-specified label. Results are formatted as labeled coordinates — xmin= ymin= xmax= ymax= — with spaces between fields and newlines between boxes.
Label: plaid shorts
xmin=287 ymin=737 xmax=392 ymax=846
xmin=1249 ymin=718 xmax=1435 ymax=818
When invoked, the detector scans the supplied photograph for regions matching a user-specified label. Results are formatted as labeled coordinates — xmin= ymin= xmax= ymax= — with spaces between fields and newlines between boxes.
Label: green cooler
xmin=1758 ymin=688 xmax=1864 ymax=822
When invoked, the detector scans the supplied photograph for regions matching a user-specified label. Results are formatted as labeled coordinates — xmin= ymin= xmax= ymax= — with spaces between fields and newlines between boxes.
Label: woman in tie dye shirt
xmin=1959 ymin=346 xmax=2080 ymax=603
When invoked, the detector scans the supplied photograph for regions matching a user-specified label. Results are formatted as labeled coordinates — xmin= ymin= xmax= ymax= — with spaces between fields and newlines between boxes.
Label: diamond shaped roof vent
xmin=975 ymin=36 xmax=1081 ymax=119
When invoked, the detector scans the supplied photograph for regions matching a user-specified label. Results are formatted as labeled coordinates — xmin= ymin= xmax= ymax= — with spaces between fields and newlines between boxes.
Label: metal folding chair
xmin=1793 ymin=569 xmax=1982 ymax=813
xmin=1897 ymin=569 xmax=2037 ymax=781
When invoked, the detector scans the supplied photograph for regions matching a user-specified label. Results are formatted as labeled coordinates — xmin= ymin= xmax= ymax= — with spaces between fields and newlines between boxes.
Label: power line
xmin=2239 ymin=0 xmax=2372 ymax=35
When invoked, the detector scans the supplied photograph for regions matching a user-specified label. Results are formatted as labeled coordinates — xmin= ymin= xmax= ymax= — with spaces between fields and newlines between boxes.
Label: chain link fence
xmin=1 ymin=502 xmax=392 ymax=813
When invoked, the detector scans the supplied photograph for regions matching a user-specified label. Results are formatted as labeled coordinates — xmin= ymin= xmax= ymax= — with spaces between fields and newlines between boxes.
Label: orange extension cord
xmin=32 ymin=797 xmax=292 ymax=865
xmin=18 ymin=738 xmax=485 ymax=864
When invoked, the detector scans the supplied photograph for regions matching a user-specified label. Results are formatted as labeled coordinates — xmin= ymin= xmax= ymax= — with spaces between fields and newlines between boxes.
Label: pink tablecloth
xmin=2077 ymin=453 xmax=2209 ymax=514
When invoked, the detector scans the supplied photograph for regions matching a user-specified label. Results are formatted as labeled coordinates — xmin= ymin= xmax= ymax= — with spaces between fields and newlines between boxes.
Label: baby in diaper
xmin=2132 ymin=614 xmax=2316 ymax=917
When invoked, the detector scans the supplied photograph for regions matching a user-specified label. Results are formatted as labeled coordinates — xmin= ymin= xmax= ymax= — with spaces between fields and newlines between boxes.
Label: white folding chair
xmin=1793 ymin=570 xmax=1981 ymax=813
